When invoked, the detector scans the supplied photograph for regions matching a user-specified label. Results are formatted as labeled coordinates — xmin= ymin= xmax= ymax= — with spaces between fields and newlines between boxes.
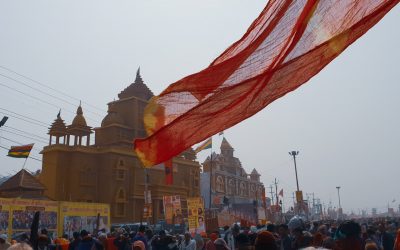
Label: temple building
xmin=39 ymin=69 xmax=201 ymax=223
xmin=0 ymin=169 xmax=47 ymax=200
xmin=200 ymin=138 xmax=266 ymax=223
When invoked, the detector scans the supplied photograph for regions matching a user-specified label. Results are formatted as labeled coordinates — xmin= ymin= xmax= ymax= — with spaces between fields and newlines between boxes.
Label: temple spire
xmin=135 ymin=67 xmax=144 ymax=85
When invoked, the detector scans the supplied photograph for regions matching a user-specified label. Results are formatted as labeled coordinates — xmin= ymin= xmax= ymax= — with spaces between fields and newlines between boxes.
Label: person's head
xmin=214 ymin=238 xmax=229 ymax=250
xmin=278 ymin=224 xmax=288 ymax=236
xmin=312 ymin=232 xmax=323 ymax=247
xmin=98 ymin=233 xmax=107 ymax=240
xmin=80 ymin=230 xmax=89 ymax=238
xmin=292 ymin=228 xmax=303 ymax=238
xmin=209 ymin=233 xmax=218 ymax=242
xmin=255 ymin=231 xmax=277 ymax=250
xmin=38 ymin=235 xmax=49 ymax=246
xmin=72 ymin=232 xmax=80 ymax=240
xmin=145 ymin=229 xmax=153 ymax=239
xmin=367 ymin=228 xmax=376 ymax=237
xmin=378 ymin=223 xmax=385 ymax=233
xmin=7 ymin=243 xmax=33 ymax=250
xmin=133 ymin=240 xmax=145 ymax=250
xmin=159 ymin=230 xmax=166 ymax=238
xmin=232 ymin=224 xmax=240 ymax=236
xmin=138 ymin=225 xmax=145 ymax=233
xmin=0 ymin=234 xmax=7 ymax=244
xmin=288 ymin=216 xmax=304 ymax=235
xmin=184 ymin=232 xmax=191 ymax=242
xmin=338 ymin=221 xmax=361 ymax=239
xmin=322 ymin=237 xmax=335 ymax=249
xmin=235 ymin=233 xmax=249 ymax=246
xmin=317 ymin=225 xmax=328 ymax=236
xmin=266 ymin=223 xmax=275 ymax=233
xmin=365 ymin=242 xmax=379 ymax=250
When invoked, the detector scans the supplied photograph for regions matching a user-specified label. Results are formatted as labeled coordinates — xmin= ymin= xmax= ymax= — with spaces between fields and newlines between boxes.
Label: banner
xmin=257 ymin=207 xmax=266 ymax=221
xmin=59 ymin=202 xmax=110 ymax=238
xmin=144 ymin=190 xmax=152 ymax=204
xmin=163 ymin=196 xmax=182 ymax=224
xmin=296 ymin=191 xmax=303 ymax=203
xmin=187 ymin=197 xmax=205 ymax=234
xmin=143 ymin=204 xmax=152 ymax=219
xmin=10 ymin=199 xmax=58 ymax=239
xmin=0 ymin=198 xmax=11 ymax=236
xmin=217 ymin=210 xmax=236 ymax=228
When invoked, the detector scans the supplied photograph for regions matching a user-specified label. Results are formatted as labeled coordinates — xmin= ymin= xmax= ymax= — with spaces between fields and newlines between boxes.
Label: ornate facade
xmin=201 ymin=138 xmax=265 ymax=222
xmin=39 ymin=69 xmax=201 ymax=223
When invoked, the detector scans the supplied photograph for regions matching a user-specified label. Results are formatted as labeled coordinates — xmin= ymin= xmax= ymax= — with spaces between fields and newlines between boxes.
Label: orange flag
xmin=135 ymin=0 xmax=399 ymax=167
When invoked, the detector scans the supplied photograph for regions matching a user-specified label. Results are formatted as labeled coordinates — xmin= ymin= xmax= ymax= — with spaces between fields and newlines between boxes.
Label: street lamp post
xmin=336 ymin=186 xmax=342 ymax=219
xmin=289 ymin=151 xmax=301 ymax=215
xmin=336 ymin=186 xmax=341 ymax=208
xmin=289 ymin=151 xmax=300 ymax=191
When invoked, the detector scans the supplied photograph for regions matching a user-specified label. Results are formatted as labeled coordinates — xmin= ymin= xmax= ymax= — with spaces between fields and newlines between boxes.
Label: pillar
xmin=49 ymin=135 xmax=52 ymax=145
xmin=66 ymin=135 xmax=70 ymax=145
xmin=86 ymin=134 xmax=90 ymax=146
xmin=224 ymin=176 xmax=228 ymax=194
xmin=74 ymin=135 xmax=78 ymax=146
xmin=56 ymin=136 xmax=59 ymax=144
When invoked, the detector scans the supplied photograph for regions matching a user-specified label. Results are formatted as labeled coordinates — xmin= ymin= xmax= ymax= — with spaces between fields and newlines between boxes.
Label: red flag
xmin=165 ymin=160 xmax=173 ymax=185
xmin=279 ymin=189 xmax=284 ymax=197
xmin=134 ymin=0 xmax=399 ymax=167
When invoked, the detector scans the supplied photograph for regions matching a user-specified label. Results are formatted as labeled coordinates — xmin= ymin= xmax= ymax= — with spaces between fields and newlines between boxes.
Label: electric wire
xmin=0 ymin=65 xmax=106 ymax=113
xmin=0 ymin=82 xmax=101 ymax=124
xmin=3 ymin=125 xmax=48 ymax=141
xmin=0 ymin=107 xmax=49 ymax=127
xmin=1 ymin=128 xmax=48 ymax=144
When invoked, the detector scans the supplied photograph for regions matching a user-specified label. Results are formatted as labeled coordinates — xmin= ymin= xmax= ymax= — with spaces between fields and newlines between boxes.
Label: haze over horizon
xmin=0 ymin=1 xmax=399 ymax=214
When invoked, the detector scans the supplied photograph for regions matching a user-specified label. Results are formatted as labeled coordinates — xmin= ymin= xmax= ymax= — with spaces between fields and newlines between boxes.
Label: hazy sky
xmin=0 ymin=1 xmax=399 ymax=214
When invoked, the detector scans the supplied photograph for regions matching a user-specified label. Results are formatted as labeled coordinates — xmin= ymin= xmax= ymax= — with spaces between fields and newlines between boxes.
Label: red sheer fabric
xmin=135 ymin=0 xmax=399 ymax=167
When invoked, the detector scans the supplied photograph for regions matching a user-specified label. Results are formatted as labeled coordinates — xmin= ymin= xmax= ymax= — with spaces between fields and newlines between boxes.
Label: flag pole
xmin=22 ymin=157 xmax=28 ymax=170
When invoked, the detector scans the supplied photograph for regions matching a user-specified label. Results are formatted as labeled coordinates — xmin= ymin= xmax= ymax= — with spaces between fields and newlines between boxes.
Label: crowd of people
xmin=1 ymin=217 xmax=400 ymax=250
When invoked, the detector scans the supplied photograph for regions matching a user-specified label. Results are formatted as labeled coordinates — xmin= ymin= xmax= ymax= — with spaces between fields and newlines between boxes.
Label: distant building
xmin=200 ymin=137 xmax=265 ymax=223
xmin=39 ymin=69 xmax=201 ymax=223
xmin=0 ymin=169 xmax=48 ymax=200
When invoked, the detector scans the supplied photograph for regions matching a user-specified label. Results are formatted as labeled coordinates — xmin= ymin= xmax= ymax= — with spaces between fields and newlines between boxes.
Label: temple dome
xmin=71 ymin=105 xmax=87 ymax=127
xmin=220 ymin=137 xmax=233 ymax=150
xmin=48 ymin=111 xmax=67 ymax=136
xmin=118 ymin=68 xmax=154 ymax=100
xmin=101 ymin=103 xmax=124 ymax=127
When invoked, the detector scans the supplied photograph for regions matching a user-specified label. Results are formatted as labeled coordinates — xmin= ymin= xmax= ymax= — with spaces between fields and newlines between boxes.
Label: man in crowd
xmin=179 ymin=233 xmax=196 ymax=250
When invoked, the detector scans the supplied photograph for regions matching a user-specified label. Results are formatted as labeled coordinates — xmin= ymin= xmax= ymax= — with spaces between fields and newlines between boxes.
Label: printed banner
xmin=59 ymin=202 xmax=110 ymax=238
xmin=0 ymin=198 xmax=11 ymax=236
xmin=143 ymin=204 xmax=152 ymax=219
xmin=10 ymin=199 xmax=58 ymax=239
xmin=187 ymin=197 xmax=205 ymax=234
xmin=163 ymin=196 xmax=182 ymax=224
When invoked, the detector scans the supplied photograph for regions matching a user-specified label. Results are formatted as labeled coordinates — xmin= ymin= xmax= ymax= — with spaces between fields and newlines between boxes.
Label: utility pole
xmin=144 ymin=168 xmax=150 ymax=225
xmin=289 ymin=151 xmax=302 ymax=215
xmin=289 ymin=151 xmax=300 ymax=191
xmin=336 ymin=186 xmax=342 ymax=220
xmin=336 ymin=186 xmax=342 ymax=208
xmin=0 ymin=116 xmax=8 ymax=145
xmin=274 ymin=178 xmax=279 ymax=206
xmin=269 ymin=185 xmax=275 ymax=205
